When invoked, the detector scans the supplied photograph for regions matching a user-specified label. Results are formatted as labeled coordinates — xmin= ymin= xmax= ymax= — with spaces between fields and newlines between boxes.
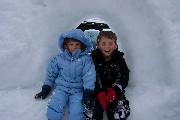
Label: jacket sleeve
xmin=91 ymin=71 xmax=105 ymax=97
xmin=91 ymin=51 xmax=104 ymax=95
xmin=82 ymin=56 xmax=96 ymax=91
xmin=113 ymin=54 xmax=130 ymax=95
xmin=44 ymin=57 xmax=60 ymax=88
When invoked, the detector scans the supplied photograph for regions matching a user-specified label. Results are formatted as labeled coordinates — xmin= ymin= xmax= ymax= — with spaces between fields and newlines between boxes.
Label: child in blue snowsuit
xmin=35 ymin=29 xmax=96 ymax=120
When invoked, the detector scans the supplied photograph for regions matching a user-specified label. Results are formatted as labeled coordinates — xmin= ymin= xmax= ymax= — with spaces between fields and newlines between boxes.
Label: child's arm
xmin=44 ymin=57 xmax=60 ymax=87
xmin=113 ymin=54 xmax=130 ymax=95
xmin=118 ymin=55 xmax=130 ymax=89
xmin=107 ymin=53 xmax=130 ymax=102
xmin=35 ymin=57 xmax=59 ymax=100
xmin=82 ymin=56 xmax=96 ymax=91
xmin=82 ymin=56 xmax=96 ymax=112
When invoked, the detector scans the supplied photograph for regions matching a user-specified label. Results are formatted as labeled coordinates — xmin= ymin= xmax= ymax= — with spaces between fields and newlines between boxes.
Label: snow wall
xmin=0 ymin=0 xmax=180 ymax=120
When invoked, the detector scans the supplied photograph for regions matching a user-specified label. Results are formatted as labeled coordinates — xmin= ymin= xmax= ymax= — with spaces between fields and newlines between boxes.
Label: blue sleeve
xmin=44 ymin=57 xmax=59 ymax=88
xmin=82 ymin=56 xmax=96 ymax=90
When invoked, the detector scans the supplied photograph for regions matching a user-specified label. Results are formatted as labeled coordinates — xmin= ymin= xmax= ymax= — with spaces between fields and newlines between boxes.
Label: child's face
xmin=65 ymin=40 xmax=81 ymax=54
xmin=97 ymin=37 xmax=117 ymax=58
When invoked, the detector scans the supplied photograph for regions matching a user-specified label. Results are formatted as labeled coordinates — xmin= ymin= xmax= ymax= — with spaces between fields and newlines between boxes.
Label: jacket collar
xmin=92 ymin=48 xmax=123 ymax=62
xmin=63 ymin=49 xmax=82 ymax=61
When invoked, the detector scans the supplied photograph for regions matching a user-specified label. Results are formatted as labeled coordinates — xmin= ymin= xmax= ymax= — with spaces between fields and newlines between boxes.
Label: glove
xmin=97 ymin=92 xmax=107 ymax=109
xmin=83 ymin=89 xmax=94 ymax=119
xmin=83 ymin=89 xmax=94 ymax=111
xmin=34 ymin=85 xmax=51 ymax=99
xmin=107 ymin=88 xmax=116 ymax=103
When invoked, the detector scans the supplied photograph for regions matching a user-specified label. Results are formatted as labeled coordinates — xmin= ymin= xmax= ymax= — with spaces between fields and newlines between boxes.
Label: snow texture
xmin=0 ymin=0 xmax=180 ymax=120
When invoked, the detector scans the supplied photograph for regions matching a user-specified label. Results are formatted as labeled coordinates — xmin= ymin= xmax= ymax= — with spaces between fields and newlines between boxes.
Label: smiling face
xmin=97 ymin=36 xmax=117 ymax=60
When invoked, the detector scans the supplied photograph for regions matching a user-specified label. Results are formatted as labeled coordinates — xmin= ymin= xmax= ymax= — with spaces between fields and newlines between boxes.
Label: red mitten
xmin=97 ymin=92 xmax=107 ymax=109
xmin=107 ymin=88 xmax=116 ymax=103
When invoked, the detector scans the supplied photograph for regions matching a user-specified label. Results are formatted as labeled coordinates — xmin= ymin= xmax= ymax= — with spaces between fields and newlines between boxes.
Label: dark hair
xmin=63 ymin=38 xmax=86 ymax=51
xmin=97 ymin=31 xmax=117 ymax=44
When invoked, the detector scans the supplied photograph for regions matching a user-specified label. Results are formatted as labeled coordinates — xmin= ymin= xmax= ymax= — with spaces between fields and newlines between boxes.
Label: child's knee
xmin=69 ymin=102 xmax=83 ymax=114
xmin=46 ymin=99 xmax=66 ymax=120
xmin=69 ymin=101 xmax=84 ymax=120
xmin=46 ymin=105 xmax=65 ymax=120
xmin=69 ymin=112 xmax=84 ymax=120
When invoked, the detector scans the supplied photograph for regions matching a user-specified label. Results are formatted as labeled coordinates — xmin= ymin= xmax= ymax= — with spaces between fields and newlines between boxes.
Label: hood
xmin=59 ymin=29 xmax=91 ymax=54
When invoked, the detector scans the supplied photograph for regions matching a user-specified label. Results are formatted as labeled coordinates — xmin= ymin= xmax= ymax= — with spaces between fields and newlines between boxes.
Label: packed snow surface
xmin=0 ymin=0 xmax=180 ymax=120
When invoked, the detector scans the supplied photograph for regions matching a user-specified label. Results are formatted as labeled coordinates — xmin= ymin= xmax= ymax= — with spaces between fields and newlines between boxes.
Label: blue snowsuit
xmin=44 ymin=29 xmax=96 ymax=120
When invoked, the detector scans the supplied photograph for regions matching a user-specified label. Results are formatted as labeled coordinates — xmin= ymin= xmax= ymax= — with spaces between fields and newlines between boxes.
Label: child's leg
xmin=68 ymin=92 xmax=84 ymax=120
xmin=92 ymin=99 xmax=104 ymax=120
xmin=106 ymin=95 xmax=130 ymax=120
xmin=106 ymin=103 xmax=116 ymax=120
xmin=46 ymin=90 xmax=68 ymax=120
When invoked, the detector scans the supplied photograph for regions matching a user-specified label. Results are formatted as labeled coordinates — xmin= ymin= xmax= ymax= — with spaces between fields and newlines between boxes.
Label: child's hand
xmin=106 ymin=88 xmax=116 ymax=103
xmin=83 ymin=89 xmax=94 ymax=111
xmin=35 ymin=91 xmax=48 ymax=99
xmin=83 ymin=89 xmax=94 ymax=119
xmin=97 ymin=92 xmax=107 ymax=109
xmin=34 ymin=85 xmax=51 ymax=99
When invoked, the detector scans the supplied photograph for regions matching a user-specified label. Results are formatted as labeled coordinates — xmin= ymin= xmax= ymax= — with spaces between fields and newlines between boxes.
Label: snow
xmin=83 ymin=18 xmax=105 ymax=23
xmin=0 ymin=0 xmax=180 ymax=120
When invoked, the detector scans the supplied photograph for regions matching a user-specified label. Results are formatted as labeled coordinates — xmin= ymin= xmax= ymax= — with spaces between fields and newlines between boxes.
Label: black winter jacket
xmin=91 ymin=48 xmax=130 ymax=96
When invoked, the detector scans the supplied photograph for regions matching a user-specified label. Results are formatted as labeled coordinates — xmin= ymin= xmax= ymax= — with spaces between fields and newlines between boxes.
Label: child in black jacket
xmin=91 ymin=31 xmax=130 ymax=120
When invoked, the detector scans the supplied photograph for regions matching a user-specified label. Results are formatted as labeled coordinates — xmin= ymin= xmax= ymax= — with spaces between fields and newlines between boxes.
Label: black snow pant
xmin=92 ymin=94 xmax=130 ymax=120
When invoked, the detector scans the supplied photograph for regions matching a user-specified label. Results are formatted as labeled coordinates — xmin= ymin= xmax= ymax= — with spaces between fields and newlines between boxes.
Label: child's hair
xmin=97 ymin=31 xmax=117 ymax=44
xmin=63 ymin=38 xmax=87 ymax=51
